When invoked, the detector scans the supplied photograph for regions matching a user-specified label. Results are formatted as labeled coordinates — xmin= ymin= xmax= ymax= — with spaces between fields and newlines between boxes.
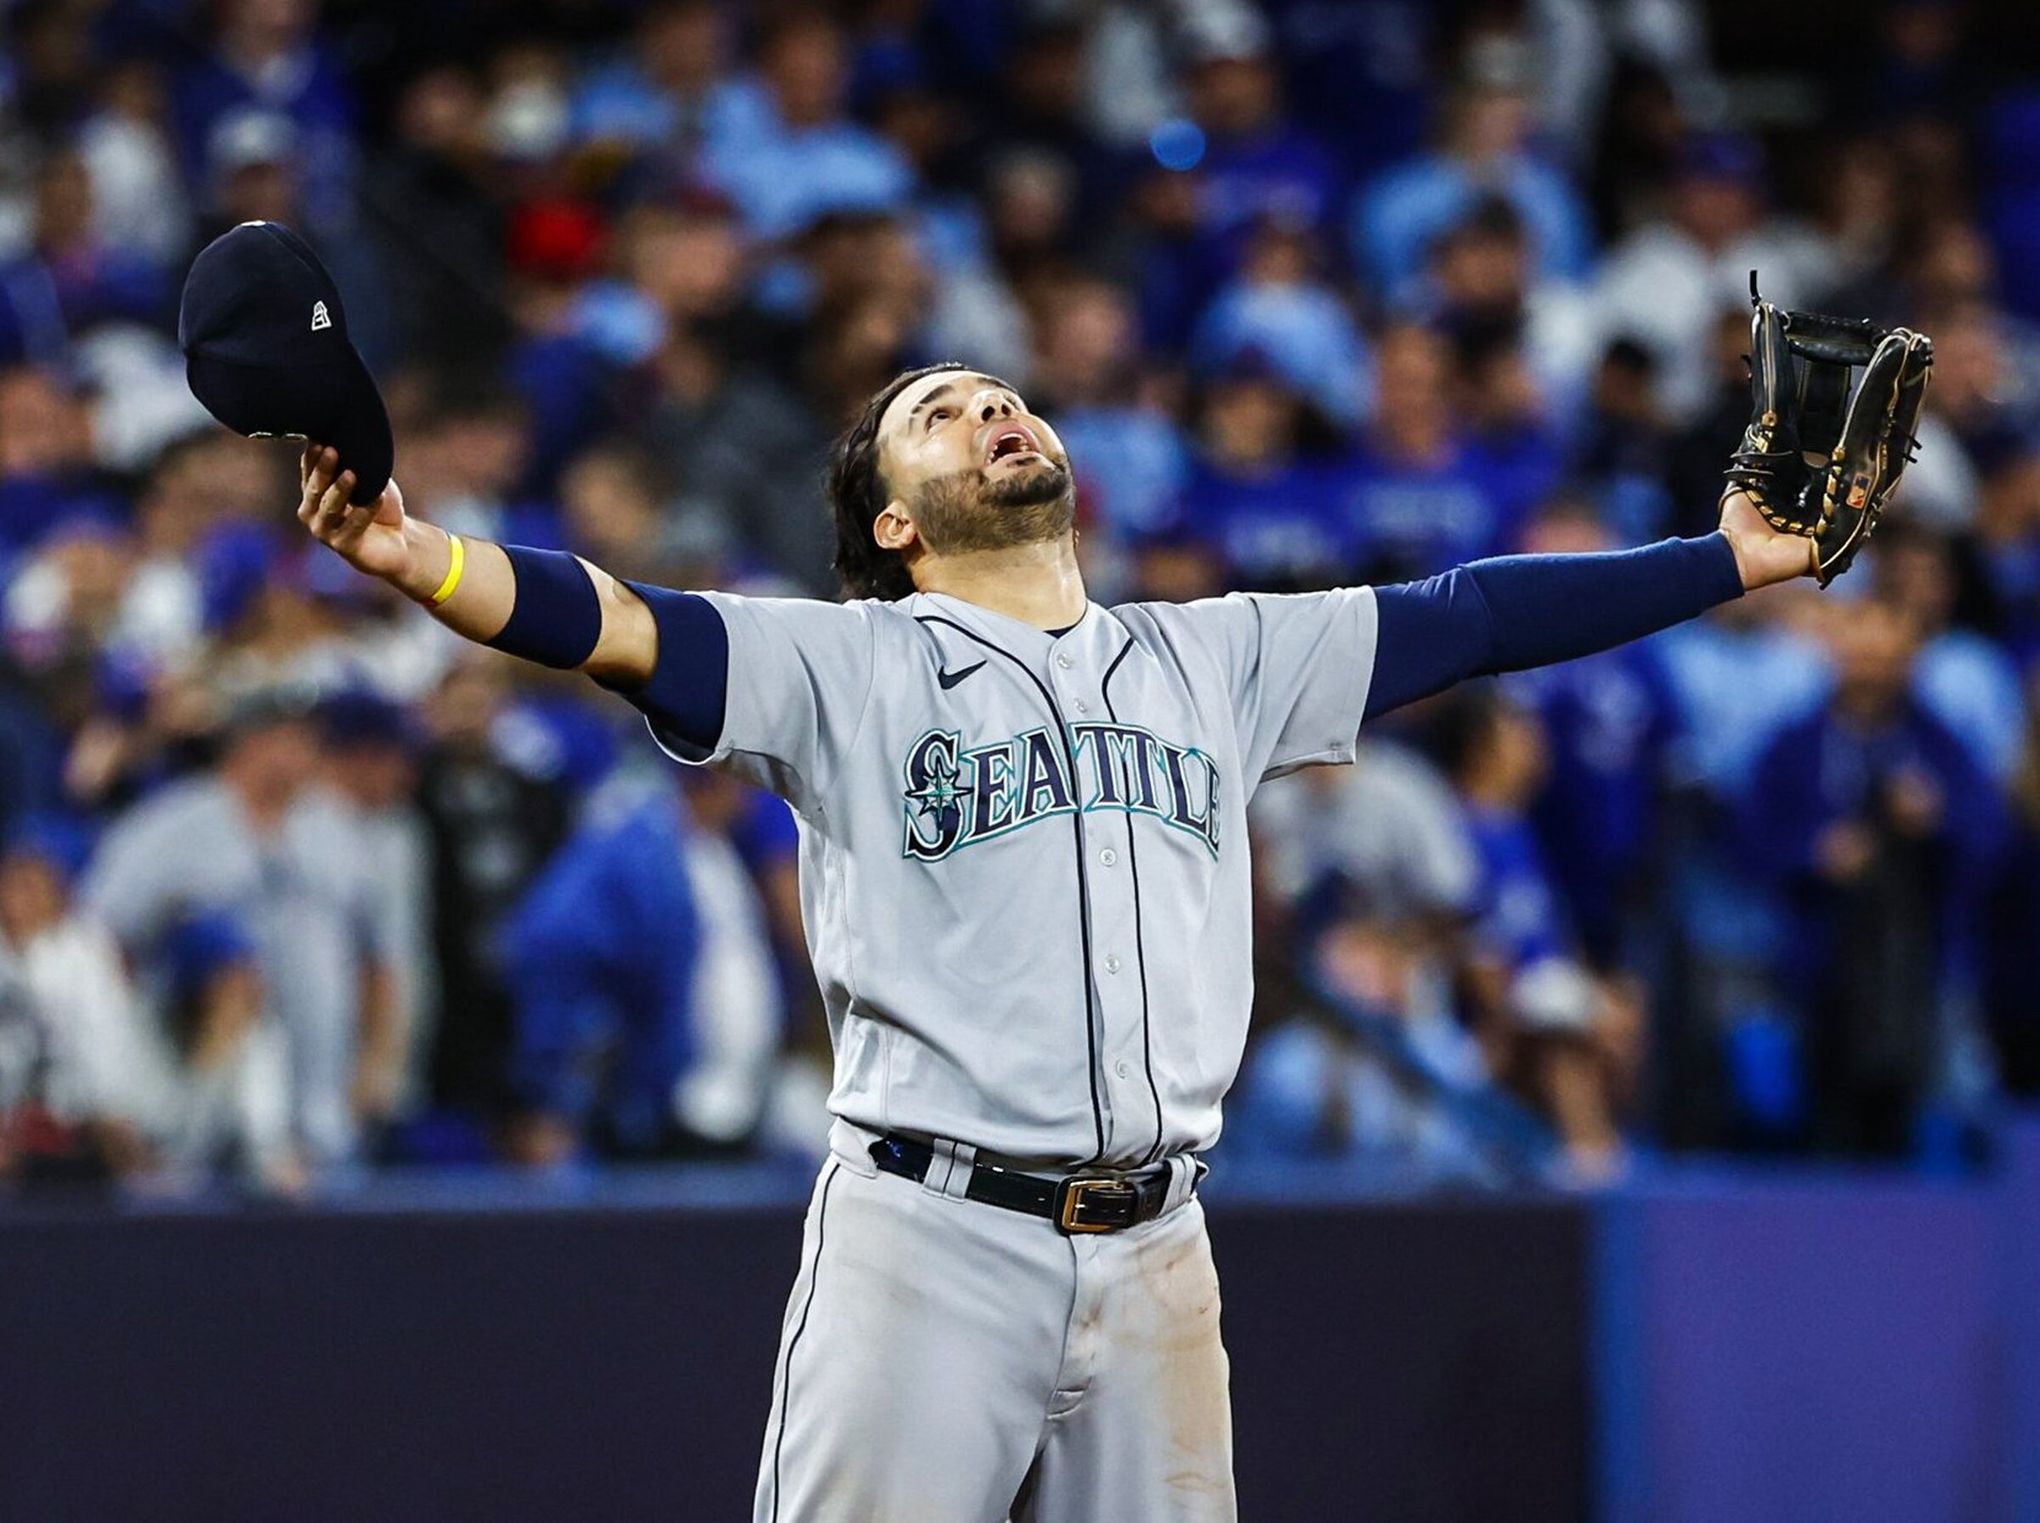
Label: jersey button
xmin=1074 ymin=699 xmax=1089 ymax=714
xmin=1056 ymin=653 xmax=1072 ymax=669
xmin=1104 ymin=954 xmax=1122 ymax=974
xmin=1115 ymin=1060 xmax=1131 ymax=1079
xmin=1100 ymin=847 xmax=1118 ymax=867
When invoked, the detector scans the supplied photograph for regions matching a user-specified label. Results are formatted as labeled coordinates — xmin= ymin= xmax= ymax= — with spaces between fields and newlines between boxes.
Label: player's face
xmin=874 ymin=370 xmax=1075 ymax=556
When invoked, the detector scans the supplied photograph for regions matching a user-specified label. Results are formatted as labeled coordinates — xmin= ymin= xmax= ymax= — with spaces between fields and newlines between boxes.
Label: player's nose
xmin=974 ymin=389 xmax=1018 ymax=423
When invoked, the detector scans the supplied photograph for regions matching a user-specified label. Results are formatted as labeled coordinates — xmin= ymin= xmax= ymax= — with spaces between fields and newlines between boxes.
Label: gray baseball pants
xmin=754 ymin=1133 xmax=1233 ymax=1523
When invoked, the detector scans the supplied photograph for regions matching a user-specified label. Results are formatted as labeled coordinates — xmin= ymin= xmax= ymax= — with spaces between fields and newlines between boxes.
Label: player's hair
xmin=826 ymin=360 xmax=974 ymax=602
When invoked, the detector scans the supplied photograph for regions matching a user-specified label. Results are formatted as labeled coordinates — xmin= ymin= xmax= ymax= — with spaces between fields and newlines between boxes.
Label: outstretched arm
xmin=1364 ymin=490 xmax=1806 ymax=719
xmin=302 ymin=445 xmax=892 ymax=816
xmin=296 ymin=445 xmax=729 ymax=750
xmin=295 ymin=444 xmax=657 ymax=684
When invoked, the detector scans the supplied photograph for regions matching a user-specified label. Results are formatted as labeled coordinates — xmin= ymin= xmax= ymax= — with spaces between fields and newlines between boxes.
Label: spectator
xmin=0 ymin=650 xmax=63 ymax=843
xmin=1028 ymin=273 xmax=1188 ymax=553
xmin=1663 ymin=305 xmax=1765 ymax=538
xmin=169 ymin=0 xmax=356 ymax=222
xmin=1433 ymin=687 xmax=1642 ymax=1180
xmin=1902 ymin=299 xmax=2037 ymax=532
xmin=1333 ymin=323 xmax=1514 ymax=578
xmin=414 ymin=658 xmax=570 ymax=1130
xmin=640 ymin=325 xmax=826 ymax=587
xmin=1411 ymin=196 xmax=1598 ymax=416
xmin=84 ymin=688 xmax=401 ymax=1173
xmin=319 ymin=691 xmax=427 ymax=1129
xmin=1179 ymin=358 xmax=1352 ymax=592
xmin=1191 ymin=218 xmax=1371 ymax=427
xmin=973 ymin=146 xmax=1080 ymax=304
xmin=1655 ymin=587 xmax=1834 ymax=804
xmin=3 ymin=0 xmax=100 ymax=141
xmin=1177 ymin=14 xmax=1342 ymax=268
xmin=106 ymin=430 xmax=276 ymax=672
xmin=0 ymin=814 xmax=163 ymax=1187
xmin=675 ymin=766 xmax=799 ymax=1151
xmin=1250 ymin=740 xmax=1480 ymax=935
xmin=699 ymin=9 xmax=915 ymax=243
xmin=1257 ymin=0 xmax=1433 ymax=183
xmin=364 ymin=67 xmax=512 ymax=372
xmin=1740 ymin=600 xmax=2002 ymax=1157
xmin=499 ymin=773 xmax=777 ymax=1164
xmin=572 ymin=0 xmax=738 ymax=167
xmin=573 ymin=193 xmax=752 ymax=373
xmin=395 ymin=385 xmax=542 ymax=545
xmin=558 ymin=442 xmax=696 ymax=586
xmin=0 ymin=368 xmax=122 ymax=569
xmin=5 ymin=513 xmax=133 ymax=686
xmin=1805 ymin=134 xmax=1909 ymax=301
xmin=1975 ymin=447 xmax=2040 ymax=666
xmin=1228 ymin=891 xmax=1496 ymax=1182
xmin=0 ymin=147 xmax=169 ymax=369
xmin=1570 ymin=338 xmax=1677 ymax=543
xmin=983 ymin=20 xmax=1117 ymax=226
xmin=1352 ymin=57 xmax=1593 ymax=304
xmin=200 ymin=526 xmax=375 ymax=702
xmin=204 ymin=110 xmax=299 ymax=233
xmin=1451 ymin=325 xmax=1564 ymax=535
xmin=1593 ymin=134 xmax=1830 ymax=422
xmin=77 ymin=60 xmax=190 ymax=266
xmin=1502 ymin=503 xmax=1682 ymax=968
xmin=1872 ymin=520 xmax=2027 ymax=781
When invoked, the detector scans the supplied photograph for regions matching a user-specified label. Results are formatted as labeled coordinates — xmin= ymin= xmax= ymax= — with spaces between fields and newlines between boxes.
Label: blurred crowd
xmin=3 ymin=0 xmax=2039 ymax=1195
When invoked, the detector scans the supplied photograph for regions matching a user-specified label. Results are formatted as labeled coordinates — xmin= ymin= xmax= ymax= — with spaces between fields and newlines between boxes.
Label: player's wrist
xmin=393 ymin=520 xmax=454 ymax=604
xmin=1718 ymin=493 xmax=1816 ymax=591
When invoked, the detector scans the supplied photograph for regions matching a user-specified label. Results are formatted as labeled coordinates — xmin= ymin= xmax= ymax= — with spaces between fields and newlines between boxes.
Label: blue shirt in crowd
xmin=1332 ymin=443 xmax=1516 ymax=576
xmin=1351 ymin=150 xmax=1593 ymax=300
xmin=1466 ymin=805 xmax=1572 ymax=973
xmin=1181 ymin=455 xmax=1359 ymax=589
xmin=698 ymin=78 xmax=913 ymax=240
xmin=501 ymin=786 xmax=703 ymax=1152
xmin=1506 ymin=645 xmax=1681 ymax=963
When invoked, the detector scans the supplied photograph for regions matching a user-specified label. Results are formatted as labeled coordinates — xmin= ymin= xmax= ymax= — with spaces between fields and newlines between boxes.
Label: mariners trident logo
xmin=903 ymin=723 xmax=1222 ymax=861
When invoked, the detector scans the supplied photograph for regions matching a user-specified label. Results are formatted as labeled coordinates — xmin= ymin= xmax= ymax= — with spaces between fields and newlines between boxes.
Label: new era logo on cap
xmin=310 ymin=300 xmax=331 ymax=331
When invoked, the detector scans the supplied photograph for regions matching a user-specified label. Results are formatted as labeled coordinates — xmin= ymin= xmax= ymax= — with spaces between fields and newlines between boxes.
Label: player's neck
xmin=913 ymin=535 xmax=1087 ymax=631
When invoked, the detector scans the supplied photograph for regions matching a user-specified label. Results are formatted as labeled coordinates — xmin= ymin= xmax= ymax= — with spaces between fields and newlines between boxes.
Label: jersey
xmin=644 ymin=586 xmax=1380 ymax=1168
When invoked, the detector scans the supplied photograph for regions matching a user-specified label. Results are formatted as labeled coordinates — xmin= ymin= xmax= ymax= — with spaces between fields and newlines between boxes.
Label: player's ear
xmin=874 ymin=500 xmax=918 ymax=553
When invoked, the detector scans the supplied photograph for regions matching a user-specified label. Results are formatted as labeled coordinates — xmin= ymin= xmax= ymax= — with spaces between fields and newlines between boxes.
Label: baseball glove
xmin=1724 ymin=273 xmax=1933 ymax=585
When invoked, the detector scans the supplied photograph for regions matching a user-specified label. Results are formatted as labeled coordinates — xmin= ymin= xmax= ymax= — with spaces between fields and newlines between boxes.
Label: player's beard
xmin=909 ymin=455 xmax=1076 ymax=555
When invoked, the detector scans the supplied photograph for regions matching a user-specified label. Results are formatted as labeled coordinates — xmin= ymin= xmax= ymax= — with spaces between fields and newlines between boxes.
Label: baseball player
xmin=295 ymin=289 xmax=1927 ymax=1519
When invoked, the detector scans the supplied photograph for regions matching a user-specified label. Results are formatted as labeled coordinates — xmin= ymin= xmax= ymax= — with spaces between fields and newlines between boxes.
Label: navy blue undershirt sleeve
xmin=1364 ymin=533 xmax=1744 ymax=720
xmin=485 ymin=546 xmax=604 ymax=669
xmin=601 ymin=582 xmax=730 ymax=755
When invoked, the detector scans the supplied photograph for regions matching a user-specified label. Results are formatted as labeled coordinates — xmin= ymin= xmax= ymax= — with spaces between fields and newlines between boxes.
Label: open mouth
xmin=984 ymin=425 xmax=1042 ymax=467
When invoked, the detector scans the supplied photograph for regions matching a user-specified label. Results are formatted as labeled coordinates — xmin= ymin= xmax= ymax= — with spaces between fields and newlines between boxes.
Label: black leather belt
xmin=869 ymin=1134 xmax=1181 ymax=1235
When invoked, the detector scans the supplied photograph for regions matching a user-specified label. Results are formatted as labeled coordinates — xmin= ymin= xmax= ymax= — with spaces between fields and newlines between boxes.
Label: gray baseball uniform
xmin=645 ymin=583 xmax=1379 ymax=1523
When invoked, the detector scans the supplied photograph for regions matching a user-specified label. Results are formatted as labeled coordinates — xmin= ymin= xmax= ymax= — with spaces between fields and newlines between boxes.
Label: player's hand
xmin=1718 ymin=488 xmax=1819 ymax=590
xmin=298 ymin=443 xmax=412 ymax=582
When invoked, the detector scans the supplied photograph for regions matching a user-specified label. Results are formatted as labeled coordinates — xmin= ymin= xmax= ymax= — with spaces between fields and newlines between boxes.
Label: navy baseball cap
xmin=179 ymin=220 xmax=393 ymax=505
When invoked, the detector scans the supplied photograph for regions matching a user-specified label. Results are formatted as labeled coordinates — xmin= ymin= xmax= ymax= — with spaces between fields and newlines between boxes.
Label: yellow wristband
xmin=428 ymin=533 xmax=466 ymax=607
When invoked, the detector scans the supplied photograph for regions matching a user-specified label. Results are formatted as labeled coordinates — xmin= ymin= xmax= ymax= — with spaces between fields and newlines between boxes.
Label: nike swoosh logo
xmin=937 ymin=660 xmax=987 ymax=690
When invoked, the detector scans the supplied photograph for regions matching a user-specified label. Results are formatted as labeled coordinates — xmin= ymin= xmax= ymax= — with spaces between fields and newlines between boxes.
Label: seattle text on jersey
xmin=900 ymin=721 xmax=1224 ymax=862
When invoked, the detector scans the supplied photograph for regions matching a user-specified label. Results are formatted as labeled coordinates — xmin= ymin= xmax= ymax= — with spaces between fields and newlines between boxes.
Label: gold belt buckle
xmin=1057 ymin=1175 xmax=1139 ymax=1234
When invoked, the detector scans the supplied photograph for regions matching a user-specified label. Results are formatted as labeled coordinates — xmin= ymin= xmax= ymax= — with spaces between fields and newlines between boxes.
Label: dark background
xmin=0 ymin=1197 xmax=1589 ymax=1523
